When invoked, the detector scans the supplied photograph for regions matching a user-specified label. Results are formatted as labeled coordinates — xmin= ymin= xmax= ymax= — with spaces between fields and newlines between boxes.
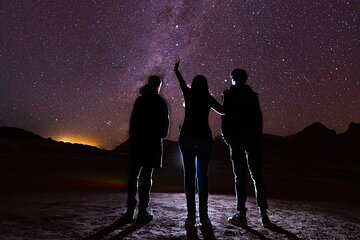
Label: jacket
xmin=221 ymin=84 xmax=263 ymax=147
xmin=129 ymin=84 xmax=169 ymax=167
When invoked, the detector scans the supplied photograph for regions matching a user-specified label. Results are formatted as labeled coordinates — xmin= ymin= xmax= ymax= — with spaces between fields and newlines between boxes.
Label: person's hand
xmin=174 ymin=60 xmax=180 ymax=71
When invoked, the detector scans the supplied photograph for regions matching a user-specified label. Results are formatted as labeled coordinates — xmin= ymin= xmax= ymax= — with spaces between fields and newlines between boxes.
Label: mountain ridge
xmin=1 ymin=122 xmax=359 ymax=167
xmin=0 ymin=123 xmax=358 ymax=195
xmin=1 ymin=122 xmax=359 ymax=151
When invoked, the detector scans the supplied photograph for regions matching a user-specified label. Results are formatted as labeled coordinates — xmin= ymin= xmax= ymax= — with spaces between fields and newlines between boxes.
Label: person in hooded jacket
xmin=174 ymin=61 xmax=224 ymax=227
xmin=221 ymin=68 xmax=271 ymax=227
xmin=124 ymin=75 xmax=169 ymax=223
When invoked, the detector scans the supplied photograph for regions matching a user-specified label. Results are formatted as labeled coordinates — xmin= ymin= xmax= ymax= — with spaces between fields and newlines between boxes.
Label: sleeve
xmin=175 ymin=69 xmax=190 ymax=94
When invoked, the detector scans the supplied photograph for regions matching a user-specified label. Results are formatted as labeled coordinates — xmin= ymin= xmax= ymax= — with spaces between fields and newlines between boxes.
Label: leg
xmin=179 ymin=135 xmax=197 ymax=220
xmin=127 ymin=163 xmax=141 ymax=212
xmin=246 ymin=147 xmax=268 ymax=210
xmin=227 ymin=144 xmax=249 ymax=226
xmin=138 ymin=166 xmax=154 ymax=212
xmin=196 ymin=138 xmax=213 ymax=220
xmin=230 ymin=144 xmax=248 ymax=212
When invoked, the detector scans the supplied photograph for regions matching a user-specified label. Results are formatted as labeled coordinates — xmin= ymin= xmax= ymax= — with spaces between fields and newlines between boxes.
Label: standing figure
xmin=124 ymin=75 xmax=169 ymax=223
xmin=221 ymin=68 xmax=270 ymax=227
xmin=174 ymin=61 xmax=224 ymax=227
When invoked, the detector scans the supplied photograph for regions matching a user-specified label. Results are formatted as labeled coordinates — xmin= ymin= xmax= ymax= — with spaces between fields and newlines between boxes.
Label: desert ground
xmin=0 ymin=191 xmax=359 ymax=240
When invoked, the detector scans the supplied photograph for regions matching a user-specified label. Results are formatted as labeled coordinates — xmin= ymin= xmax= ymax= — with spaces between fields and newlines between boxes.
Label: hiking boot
xmin=137 ymin=209 xmax=153 ymax=224
xmin=123 ymin=209 xmax=134 ymax=222
xmin=260 ymin=209 xmax=271 ymax=227
xmin=228 ymin=211 xmax=247 ymax=227
xmin=184 ymin=218 xmax=196 ymax=228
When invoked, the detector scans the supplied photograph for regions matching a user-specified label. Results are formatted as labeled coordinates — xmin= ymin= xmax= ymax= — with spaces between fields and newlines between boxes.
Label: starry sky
xmin=1 ymin=1 xmax=359 ymax=149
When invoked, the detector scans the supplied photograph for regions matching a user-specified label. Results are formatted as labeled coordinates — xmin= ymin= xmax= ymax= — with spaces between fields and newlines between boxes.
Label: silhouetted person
xmin=124 ymin=75 xmax=169 ymax=223
xmin=174 ymin=61 xmax=224 ymax=227
xmin=221 ymin=68 xmax=270 ymax=227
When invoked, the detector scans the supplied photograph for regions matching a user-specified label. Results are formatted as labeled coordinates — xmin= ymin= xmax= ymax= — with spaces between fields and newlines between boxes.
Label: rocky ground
xmin=0 ymin=191 xmax=359 ymax=240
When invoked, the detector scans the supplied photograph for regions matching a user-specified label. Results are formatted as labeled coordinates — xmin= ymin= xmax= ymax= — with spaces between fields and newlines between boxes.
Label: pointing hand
xmin=174 ymin=60 xmax=180 ymax=71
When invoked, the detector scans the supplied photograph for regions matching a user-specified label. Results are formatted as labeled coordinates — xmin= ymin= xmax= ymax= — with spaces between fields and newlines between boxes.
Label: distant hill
xmin=1 ymin=122 xmax=359 ymax=173
xmin=283 ymin=122 xmax=359 ymax=164
xmin=0 ymin=126 xmax=105 ymax=154
xmin=0 ymin=123 xmax=359 ymax=197
xmin=0 ymin=126 xmax=117 ymax=171
xmin=260 ymin=122 xmax=360 ymax=180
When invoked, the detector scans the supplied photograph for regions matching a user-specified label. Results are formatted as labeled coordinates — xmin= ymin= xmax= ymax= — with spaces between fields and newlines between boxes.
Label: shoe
xmin=137 ymin=209 xmax=153 ymax=224
xmin=184 ymin=218 xmax=196 ymax=228
xmin=260 ymin=209 xmax=271 ymax=227
xmin=228 ymin=211 xmax=247 ymax=227
xmin=260 ymin=214 xmax=271 ymax=227
xmin=122 ymin=210 xmax=134 ymax=222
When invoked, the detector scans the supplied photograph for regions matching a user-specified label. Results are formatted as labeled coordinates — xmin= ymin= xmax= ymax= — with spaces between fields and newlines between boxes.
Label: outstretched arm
xmin=220 ymin=92 xmax=231 ymax=145
xmin=174 ymin=61 xmax=189 ymax=93
xmin=211 ymin=95 xmax=225 ymax=115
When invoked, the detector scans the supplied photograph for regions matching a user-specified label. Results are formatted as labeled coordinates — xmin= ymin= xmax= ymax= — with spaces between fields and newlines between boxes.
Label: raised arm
xmin=174 ymin=61 xmax=189 ymax=93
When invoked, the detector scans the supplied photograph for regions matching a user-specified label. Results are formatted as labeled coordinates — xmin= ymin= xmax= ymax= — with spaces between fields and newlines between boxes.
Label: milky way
xmin=1 ymin=1 xmax=359 ymax=149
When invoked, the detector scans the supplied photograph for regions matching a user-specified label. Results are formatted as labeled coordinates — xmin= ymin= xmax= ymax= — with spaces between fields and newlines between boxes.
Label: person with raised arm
xmin=174 ymin=61 xmax=224 ymax=227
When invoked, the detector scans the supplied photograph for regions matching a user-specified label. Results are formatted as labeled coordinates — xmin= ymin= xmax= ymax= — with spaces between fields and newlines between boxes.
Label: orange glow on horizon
xmin=54 ymin=136 xmax=100 ymax=148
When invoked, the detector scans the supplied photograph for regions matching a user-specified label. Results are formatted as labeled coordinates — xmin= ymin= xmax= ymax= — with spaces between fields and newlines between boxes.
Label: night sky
xmin=1 ymin=1 xmax=359 ymax=149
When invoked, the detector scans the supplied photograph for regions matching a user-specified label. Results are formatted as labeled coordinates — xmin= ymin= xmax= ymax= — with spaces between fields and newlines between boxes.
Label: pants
xmin=126 ymin=163 xmax=154 ymax=212
xmin=230 ymin=141 xmax=268 ymax=211
xmin=179 ymin=134 xmax=213 ymax=219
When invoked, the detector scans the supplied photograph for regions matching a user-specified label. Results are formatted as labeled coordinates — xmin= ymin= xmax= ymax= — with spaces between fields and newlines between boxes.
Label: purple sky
xmin=1 ymin=1 xmax=359 ymax=149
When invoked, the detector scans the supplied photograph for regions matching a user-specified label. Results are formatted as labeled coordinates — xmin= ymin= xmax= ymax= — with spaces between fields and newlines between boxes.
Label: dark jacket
xmin=129 ymin=84 xmax=169 ymax=168
xmin=221 ymin=84 xmax=263 ymax=147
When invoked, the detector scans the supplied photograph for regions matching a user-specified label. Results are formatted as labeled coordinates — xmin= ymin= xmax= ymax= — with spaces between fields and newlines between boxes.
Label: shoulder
xmin=222 ymin=88 xmax=231 ymax=96
xmin=249 ymin=89 xmax=259 ymax=99
xmin=134 ymin=95 xmax=143 ymax=103
xmin=151 ymin=94 xmax=168 ymax=108
xmin=158 ymin=95 xmax=168 ymax=105
xmin=243 ymin=85 xmax=257 ymax=96
xmin=209 ymin=94 xmax=217 ymax=103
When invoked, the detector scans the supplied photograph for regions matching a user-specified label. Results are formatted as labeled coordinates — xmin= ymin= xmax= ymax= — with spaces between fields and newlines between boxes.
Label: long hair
xmin=191 ymin=75 xmax=210 ymax=96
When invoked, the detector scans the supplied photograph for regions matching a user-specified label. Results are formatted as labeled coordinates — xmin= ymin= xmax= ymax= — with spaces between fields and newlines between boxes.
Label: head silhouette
xmin=231 ymin=68 xmax=247 ymax=85
xmin=191 ymin=75 xmax=209 ymax=95
xmin=148 ymin=75 xmax=162 ymax=92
